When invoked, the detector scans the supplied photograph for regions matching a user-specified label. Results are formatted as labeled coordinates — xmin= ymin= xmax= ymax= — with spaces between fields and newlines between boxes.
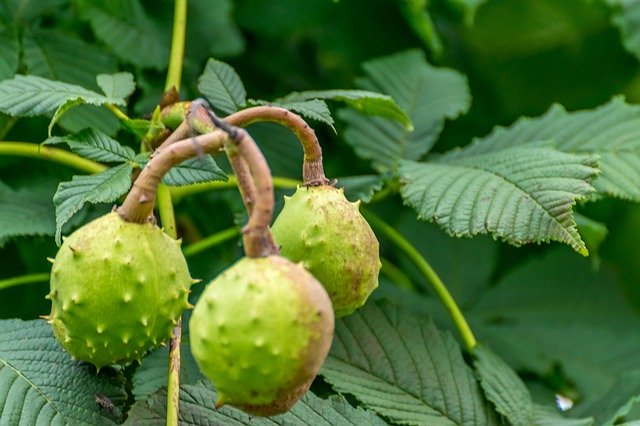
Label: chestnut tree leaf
xmin=320 ymin=300 xmax=500 ymax=425
xmin=0 ymin=75 xmax=125 ymax=118
xmin=0 ymin=29 xmax=19 ymax=81
xmin=0 ymin=319 xmax=126 ymax=425
xmin=44 ymin=128 xmax=135 ymax=163
xmin=131 ymin=338 xmax=205 ymax=401
xmin=96 ymin=72 xmax=136 ymax=100
xmin=125 ymin=381 xmax=387 ymax=425
xmin=247 ymin=98 xmax=335 ymax=128
xmin=471 ymin=97 xmax=640 ymax=201
xmin=399 ymin=144 xmax=598 ymax=254
xmin=608 ymin=0 xmax=640 ymax=62
xmin=469 ymin=249 xmax=640 ymax=407
xmin=278 ymin=89 xmax=412 ymax=130
xmin=570 ymin=370 xmax=640 ymax=426
xmin=197 ymin=58 xmax=247 ymax=115
xmin=76 ymin=0 xmax=169 ymax=70
xmin=53 ymin=164 xmax=133 ymax=245
xmin=339 ymin=49 xmax=471 ymax=172
xmin=22 ymin=28 xmax=117 ymax=90
xmin=134 ymin=153 xmax=227 ymax=187
xmin=0 ymin=181 xmax=55 ymax=244
xmin=472 ymin=345 xmax=534 ymax=425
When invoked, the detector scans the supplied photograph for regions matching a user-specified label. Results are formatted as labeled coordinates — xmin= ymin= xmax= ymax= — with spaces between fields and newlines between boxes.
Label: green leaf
xmin=131 ymin=338 xmax=205 ymax=401
xmin=134 ymin=153 xmax=228 ymax=187
xmin=398 ymin=0 xmax=443 ymax=55
xmin=197 ymin=58 xmax=247 ymax=115
xmin=77 ymin=0 xmax=170 ymax=70
xmin=574 ymin=212 xmax=608 ymax=267
xmin=97 ymin=72 xmax=136 ymax=99
xmin=609 ymin=0 xmax=640 ymax=62
xmin=445 ymin=0 xmax=488 ymax=25
xmin=472 ymin=345 xmax=534 ymax=425
xmin=45 ymin=128 xmax=135 ymax=163
xmin=473 ymin=97 xmax=640 ymax=201
xmin=56 ymin=104 xmax=120 ymax=137
xmin=533 ymin=404 xmax=593 ymax=426
xmin=0 ymin=29 xmax=19 ymax=81
xmin=48 ymin=98 xmax=85 ymax=136
xmin=335 ymin=175 xmax=384 ymax=203
xmin=53 ymin=164 xmax=133 ymax=245
xmin=0 ymin=75 xmax=125 ymax=118
xmin=163 ymin=156 xmax=228 ymax=186
xmin=125 ymin=381 xmax=387 ymax=425
xmin=279 ymin=89 xmax=412 ymax=130
xmin=339 ymin=49 xmax=471 ymax=172
xmin=400 ymin=145 xmax=598 ymax=254
xmin=248 ymin=98 xmax=335 ymax=128
xmin=321 ymin=300 xmax=499 ymax=424
xmin=22 ymin=28 xmax=117 ymax=90
xmin=571 ymin=370 xmax=640 ymax=426
xmin=0 ymin=0 xmax=67 ymax=24
xmin=186 ymin=0 xmax=245 ymax=58
xmin=0 ymin=181 xmax=55 ymax=243
xmin=469 ymin=249 xmax=640 ymax=406
xmin=0 ymin=319 xmax=126 ymax=425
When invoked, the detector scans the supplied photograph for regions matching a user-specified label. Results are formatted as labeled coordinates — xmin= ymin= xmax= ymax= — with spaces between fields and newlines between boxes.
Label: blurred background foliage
xmin=2 ymin=0 xmax=640 ymax=416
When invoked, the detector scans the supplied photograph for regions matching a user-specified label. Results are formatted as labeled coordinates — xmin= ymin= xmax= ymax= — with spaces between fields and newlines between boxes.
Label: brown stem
xmin=118 ymin=130 xmax=228 ymax=223
xmin=225 ymin=140 xmax=256 ymax=215
xmin=225 ymin=127 xmax=278 ymax=257
xmin=226 ymin=106 xmax=329 ymax=186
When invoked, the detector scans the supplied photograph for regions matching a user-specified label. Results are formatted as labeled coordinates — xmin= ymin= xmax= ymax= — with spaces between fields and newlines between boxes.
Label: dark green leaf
xmin=0 ymin=0 xmax=67 ymax=24
xmin=398 ymin=0 xmax=443 ymax=54
xmin=473 ymin=345 xmax=534 ymax=425
xmin=473 ymin=97 xmax=640 ymax=201
xmin=0 ymin=181 xmax=55 ymax=243
xmin=48 ymin=98 xmax=85 ymax=136
xmin=77 ymin=0 xmax=169 ymax=70
xmin=339 ymin=49 xmax=470 ymax=172
xmin=571 ymin=370 xmax=640 ymax=426
xmin=0 ymin=75 xmax=124 ymax=118
xmin=335 ymin=175 xmax=384 ymax=203
xmin=186 ymin=0 xmax=245 ymax=58
xmin=0 ymin=319 xmax=126 ymax=425
xmin=131 ymin=338 xmax=205 ymax=401
xmin=22 ymin=28 xmax=117 ymax=90
xmin=609 ymin=0 xmax=640 ymax=62
xmin=197 ymin=58 xmax=247 ymax=115
xmin=321 ymin=300 xmax=499 ymax=425
xmin=279 ymin=89 xmax=412 ymax=130
xmin=45 ymin=128 xmax=134 ymax=163
xmin=125 ymin=381 xmax=387 ymax=425
xmin=97 ymin=72 xmax=136 ymax=99
xmin=0 ymin=29 xmax=19 ymax=81
xmin=469 ymin=249 xmax=640 ymax=406
xmin=53 ymin=164 xmax=132 ymax=244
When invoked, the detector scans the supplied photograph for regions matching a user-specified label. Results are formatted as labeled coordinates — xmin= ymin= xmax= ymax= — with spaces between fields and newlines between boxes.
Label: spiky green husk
xmin=47 ymin=212 xmax=194 ymax=368
xmin=189 ymin=255 xmax=334 ymax=416
xmin=271 ymin=186 xmax=381 ymax=317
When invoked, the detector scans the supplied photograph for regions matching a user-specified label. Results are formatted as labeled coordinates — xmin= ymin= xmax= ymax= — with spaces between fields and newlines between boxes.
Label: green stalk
xmin=362 ymin=209 xmax=478 ymax=350
xmin=170 ymin=176 xmax=300 ymax=203
xmin=0 ymin=142 xmax=105 ymax=174
xmin=163 ymin=1 xmax=188 ymax=424
xmin=0 ymin=273 xmax=49 ymax=291
xmin=164 ymin=0 xmax=187 ymax=94
xmin=183 ymin=227 xmax=241 ymax=258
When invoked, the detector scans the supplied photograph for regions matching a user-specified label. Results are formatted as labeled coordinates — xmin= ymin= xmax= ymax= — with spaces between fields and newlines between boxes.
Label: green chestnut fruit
xmin=189 ymin=255 xmax=334 ymax=416
xmin=46 ymin=212 xmax=195 ymax=368
xmin=271 ymin=185 xmax=381 ymax=317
